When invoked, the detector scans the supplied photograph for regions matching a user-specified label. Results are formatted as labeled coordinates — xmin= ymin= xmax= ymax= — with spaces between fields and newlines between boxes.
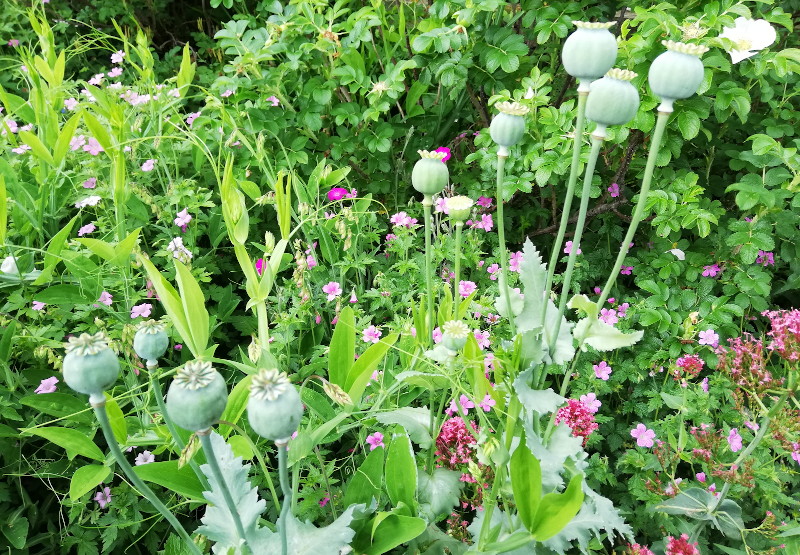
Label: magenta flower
xmin=564 ymin=241 xmax=581 ymax=255
xmin=696 ymin=472 xmax=706 ymax=483
xmin=435 ymin=146 xmax=451 ymax=162
xmin=366 ymin=432 xmax=384 ymax=451
xmin=8 ymin=39 xmax=20 ymax=47
xmin=319 ymin=496 xmax=330 ymax=507
xmin=579 ymin=392 xmax=601 ymax=413
xmin=32 ymin=301 xmax=46 ymax=311
xmin=608 ymin=182 xmax=620 ymax=197
xmin=35 ymin=376 xmax=59 ymax=394
xmin=620 ymin=265 xmax=634 ymax=275
xmin=255 ymin=258 xmax=264 ymax=276
xmin=478 ymin=393 xmax=496 ymax=412
xmin=389 ymin=211 xmax=418 ymax=228
xmin=94 ymin=486 xmax=112 ymax=509
xmin=327 ymin=187 xmax=348 ymax=201
xmin=141 ymin=159 xmax=156 ymax=172
xmin=698 ymin=329 xmax=719 ymax=347
xmin=702 ymin=264 xmax=721 ymax=277
xmin=631 ymin=423 xmax=656 ymax=448
xmin=174 ymin=344 xmax=182 ymax=351
xmin=727 ymin=428 xmax=743 ymax=452
xmin=476 ymin=196 xmax=493 ymax=208
xmin=756 ymin=250 xmax=775 ymax=266
xmin=174 ymin=208 xmax=192 ymax=230
xmin=266 ymin=95 xmax=280 ymax=107
xmin=458 ymin=280 xmax=477 ymax=297
xmin=134 ymin=450 xmax=155 ymax=465
xmin=130 ymin=303 xmax=153 ymax=319
xmin=599 ymin=308 xmax=618 ymax=325
xmin=322 ymin=281 xmax=342 ymax=301
xmin=593 ymin=361 xmax=612 ymax=380
xmin=362 ymin=325 xmax=382 ymax=343
xmin=468 ymin=213 xmax=494 ymax=231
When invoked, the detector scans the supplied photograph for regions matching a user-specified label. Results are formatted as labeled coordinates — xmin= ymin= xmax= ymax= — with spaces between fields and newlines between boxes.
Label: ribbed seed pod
xmin=562 ymin=21 xmax=618 ymax=89
xmin=489 ymin=102 xmax=529 ymax=151
xmin=133 ymin=319 xmax=169 ymax=366
xmin=585 ymin=69 xmax=640 ymax=137
xmin=648 ymin=40 xmax=709 ymax=112
xmin=166 ymin=361 xmax=228 ymax=432
xmin=412 ymin=150 xmax=449 ymax=196
xmin=247 ymin=368 xmax=303 ymax=442
xmin=63 ymin=332 xmax=120 ymax=397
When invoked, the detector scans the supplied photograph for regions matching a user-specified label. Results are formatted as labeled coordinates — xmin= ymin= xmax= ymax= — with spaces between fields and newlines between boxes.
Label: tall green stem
xmin=198 ymin=431 xmax=251 ymax=555
xmin=256 ymin=303 xmax=272 ymax=356
xmin=92 ymin=397 xmax=200 ymax=555
xmin=277 ymin=441 xmax=292 ymax=555
xmin=542 ymin=91 xmax=588 ymax=325
xmin=597 ymin=112 xmax=670 ymax=310
xmin=453 ymin=221 xmax=463 ymax=319
xmin=423 ymin=196 xmax=435 ymax=344
xmin=495 ymin=153 xmax=516 ymax=336
xmin=550 ymin=136 xmax=604 ymax=356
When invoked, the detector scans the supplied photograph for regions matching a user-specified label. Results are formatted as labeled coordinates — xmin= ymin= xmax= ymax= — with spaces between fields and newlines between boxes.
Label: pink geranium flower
xmin=94 ymin=486 xmax=112 ymax=509
xmin=593 ymin=361 xmax=612 ymax=380
xmin=134 ymin=450 xmax=155 ymax=465
xmin=362 ymin=325 xmax=382 ymax=343
xmin=631 ymin=423 xmax=656 ymax=447
xmin=35 ymin=376 xmax=59 ymax=394
xmin=458 ymin=280 xmax=477 ymax=297
xmin=322 ymin=281 xmax=342 ymax=301
xmin=130 ymin=303 xmax=152 ymax=318
xmin=366 ymin=432 xmax=384 ymax=451
xmin=727 ymin=428 xmax=743 ymax=452
xmin=141 ymin=159 xmax=156 ymax=172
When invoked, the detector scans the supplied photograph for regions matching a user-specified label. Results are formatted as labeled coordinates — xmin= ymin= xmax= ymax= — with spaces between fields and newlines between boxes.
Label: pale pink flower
xmin=131 ymin=303 xmax=153 ymax=318
xmin=266 ymin=95 xmax=280 ymax=107
xmin=458 ymin=280 xmax=477 ymax=297
xmin=88 ymin=73 xmax=104 ymax=86
xmin=134 ymin=450 xmax=155 ymax=465
xmin=696 ymin=472 xmax=706 ymax=483
xmin=362 ymin=325 xmax=382 ymax=343
xmin=593 ymin=361 xmax=612 ymax=380
xmin=82 ymin=177 xmax=97 ymax=188
xmin=476 ymin=196 xmax=493 ymax=208
xmin=111 ymin=50 xmax=126 ymax=64
xmin=32 ymin=301 xmax=46 ymax=311
xmin=631 ymin=423 xmax=656 ymax=448
xmin=698 ymin=329 xmax=719 ymax=347
xmin=141 ymin=159 xmax=156 ymax=172
xmin=97 ymin=291 xmax=113 ymax=306
xmin=486 ymin=263 xmax=500 ymax=280
xmin=599 ymin=308 xmax=618 ymax=325
xmin=186 ymin=111 xmax=201 ymax=127
xmin=75 ymin=196 xmax=102 ymax=209
xmin=366 ymin=432 xmax=384 ymax=451
xmin=35 ymin=376 xmax=58 ymax=393
xmin=107 ymin=67 xmax=123 ymax=78
xmin=564 ymin=241 xmax=581 ymax=255
xmin=478 ymin=393 xmax=495 ymax=412
xmin=94 ymin=486 xmax=112 ymax=509
xmin=727 ymin=428 xmax=743 ymax=452
xmin=349 ymin=291 xmax=358 ymax=303
xmin=83 ymin=137 xmax=104 ymax=156
xmin=77 ymin=222 xmax=96 ymax=236
xmin=322 ymin=281 xmax=342 ymax=301
xmin=473 ymin=329 xmax=490 ymax=350
xmin=64 ymin=97 xmax=79 ymax=110
xmin=70 ymin=135 xmax=86 ymax=150
xmin=174 ymin=208 xmax=192 ymax=229
xmin=579 ymin=392 xmax=601 ymax=413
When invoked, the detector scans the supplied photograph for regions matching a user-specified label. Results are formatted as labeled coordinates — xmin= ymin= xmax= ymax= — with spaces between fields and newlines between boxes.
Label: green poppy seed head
xmin=250 ymin=368 xmax=291 ymax=402
xmin=417 ymin=149 xmax=448 ymax=161
xmin=137 ymin=319 xmax=166 ymax=335
xmin=175 ymin=361 xmax=216 ymax=390
xmin=573 ymin=21 xmax=615 ymax=30
xmin=662 ymin=40 xmax=709 ymax=57
xmin=65 ymin=332 xmax=110 ymax=356
xmin=605 ymin=68 xmax=637 ymax=81
xmin=495 ymin=101 xmax=530 ymax=117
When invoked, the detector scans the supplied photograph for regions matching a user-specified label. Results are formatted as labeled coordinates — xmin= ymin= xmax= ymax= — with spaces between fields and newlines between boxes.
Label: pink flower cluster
xmin=435 ymin=417 xmax=478 ymax=471
xmin=555 ymin=399 xmax=599 ymax=445
xmin=467 ymin=214 xmax=493 ymax=231
xmin=673 ymin=354 xmax=704 ymax=381
xmin=762 ymin=309 xmax=800 ymax=361
xmin=715 ymin=333 xmax=779 ymax=393
xmin=665 ymin=534 xmax=700 ymax=555
xmin=389 ymin=211 xmax=418 ymax=228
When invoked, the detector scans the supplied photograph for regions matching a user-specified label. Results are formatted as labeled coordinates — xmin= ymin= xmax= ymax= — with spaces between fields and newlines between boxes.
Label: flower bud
xmin=133 ymin=320 xmax=169 ymax=366
xmin=412 ymin=150 xmax=449 ymax=196
xmin=489 ymin=102 xmax=529 ymax=153
xmin=166 ymin=361 xmax=228 ymax=432
xmin=446 ymin=196 xmax=474 ymax=223
xmin=63 ymin=332 xmax=120 ymax=398
xmin=648 ymin=40 xmax=709 ymax=113
xmin=562 ymin=22 xmax=618 ymax=89
xmin=585 ymin=69 xmax=640 ymax=138
xmin=264 ymin=231 xmax=276 ymax=254
xmin=247 ymin=368 xmax=303 ymax=442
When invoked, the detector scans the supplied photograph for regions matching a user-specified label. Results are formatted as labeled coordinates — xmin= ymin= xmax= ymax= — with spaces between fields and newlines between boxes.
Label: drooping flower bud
xmin=166 ymin=361 xmax=228 ymax=432
xmin=63 ymin=332 xmax=120 ymax=399
xmin=247 ymin=368 xmax=303 ymax=442
xmin=648 ymin=40 xmax=709 ymax=112
xmin=412 ymin=150 xmax=449 ymax=196
xmin=133 ymin=320 xmax=169 ymax=367
xmin=585 ymin=69 xmax=640 ymax=138
xmin=561 ymin=22 xmax=618 ymax=90
xmin=489 ymin=102 xmax=529 ymax=154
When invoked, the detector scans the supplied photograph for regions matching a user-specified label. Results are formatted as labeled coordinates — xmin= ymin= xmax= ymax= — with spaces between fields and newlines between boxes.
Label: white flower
xmin=718 ymin=18 xmax=776 ymax=64
xmin=1 ymin=256 xmax=19 ymax=274
xmin=166 ymin=237 xmax=193 ymax=262
xmin=666 ymin=248 xmax=686 ymax=261
xmin=75 ymin=195 xmax=102 ymax=208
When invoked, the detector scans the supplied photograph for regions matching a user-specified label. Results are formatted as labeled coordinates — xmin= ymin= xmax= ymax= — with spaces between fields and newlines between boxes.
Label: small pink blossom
xmin=390 ymin=211 xmax=418 ymax=228
xmin=78 ymin=222 xmax=96 ymax=236
xmin=478 ymin=393 xmax=495 ymax=412
xmin=174 ymin=344 xmax=182 ymax=351
xmin=255 ymin=258 xmax=264 ymax=276
xmin=579 ymin=392 xmax=601 ymax=413
xmin=70 ymin=135 xmax=86 ymax=151
xmin=564 ymin=241 xmax=581 ymax=255
xmin=696 ymin=472 xmax=706 ymax=483
xmin=319 ymin=496 xmax=330 ymax=507
xmin=88 ymin=73 xmax=104 ymax=86
xmin=593 ymin=361 xmax=612 ymax=380
xmin=8 ymin=39 xmax=20 ymax=47
xmin=486 ymin=263 xmax=500 ymax=280
xmin=221 ymin=89 xmax=234 ymax=98
xmin=134 ymin=450 xmax=155 ymax=465
xmin=322 ymin=281 xmax=342 ymax=301
xmin=97 ymin=291 xmax=113 ymax=306
xmin=266 ymin=95 xmax=280 ymax=107
xmin=107 ymin=67 xmax=123 ymax=78
xmin=82 ymin=177 xmax=97 ymax=189
xmin=620 ymin=265 xmax=634 ymax=275
xmin=186 ymin=111 xmax=201 ymax=127
xmin=698 ymin=329 xmax=719 ymax=347
xmin=608 ymin=182 xmax=620 ymax=197
xmin=349 ymin=291 xmax=358 ymax=303
xmin=75 ymin=196 xmax=102 ymax=209
xmin=83 ymin=137 xmax=104 ymax=156
xmin=727 ymin=428 xmax=743 ymax=452
xmin=362 ymin=325 xmax=382 ymax=343
xmin=467 ymin=213 xmax=494 ymax=231
xmin=459 ymin=280 xmax=477 ymax=297
xmin=111 ymin=50 xmax=126 ymax=64
xmin=476 ymin=196 xmax=493 ymax=208
xmin=32 ymin=301 xmax=46 ymax=311
xmin=35 ymin=376 xmax=58 ymax=394
xmin=599 ymin=308 xmax=618 ymax=325
xmin=131 ymin=303 xmax=153 ymax=319
xmin=141 ymin=159 xmax=156 ymax=172
xmin=509 ymin=251 xmax=523 ymax=272
xmin=94 ymin=486 xmax=112 ymax=509
xmin=473 ymin=329 xmax=490 ymax=350
xmin=366 ymin=432 xmax=384 ymax=451
xmin=631 ymin=423 xmax=656 ymax=447
xmin=327 ymin=188 xmax=348 ymax=201
xmin=174 ymin=208 xmax=192 ymax=229
xmin=64 ymin=97 xmax=79 ymax=110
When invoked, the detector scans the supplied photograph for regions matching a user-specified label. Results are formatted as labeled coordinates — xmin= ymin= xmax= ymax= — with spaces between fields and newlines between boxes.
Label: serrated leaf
xmin=513 ymin=369 xmax=565 ymax=417
xmin=375 ymin=407 xmax=432 ymax=449
xmin=261 ymin=504 xmax=363 ymax=553
xmin=521 ymin=422 xmax=583 ymax=491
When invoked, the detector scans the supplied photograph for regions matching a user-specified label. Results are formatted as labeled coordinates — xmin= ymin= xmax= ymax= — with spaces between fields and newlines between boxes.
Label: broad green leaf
xmin=219 ymin=374 xmax=254 ymax=437
xmin=19 ymin=392 xmax=91 ymax=423
xmin=53 ymin=111 xmax=82 ymax=165
xmin=329 ymin=306 xmax=355 ymax=388
xmin=510 ymin=439 xmax=542 ymax=531
xmin=573 ymin=317 xmax=643 ymax=352
xmin=531 ymin=474 xmax=584 ymax=541
xmin=23 ymin=426 xmax=104 ymax=461
xmin=1 ymin=514 xmax=28 ymax=549
xmin=110 ymin=227 xmax=141 ymax=267
xmin=375 ymin=407 xmax=432 ymax=449
xmin=714 ymin=499 xmax=745 ymax=538
xmin=139 ymin=256 xmax=195 ymax=356
xmin=18 ymin=130 xmax=54 ymax=166
xmin=76 ymin=237 xmax=116 ymax=261
xmin=33 ymin=284 xmax=90 ymax=304
xmin=417 ymin=468 xmax=462 ymax=522
xmin=365 ymin=514 xmax=426 ymax=555
xmin=343 ymin=444 xmax=384 ymax=507
xmin=385 ymin=431 xmax=416 ymax=509
xmin=134 ymin=460 xmax=204 ymax=500
xmin=81 ymin=111 xmax=112 ymax=153
xmin=176 ymin=44 xmax=195 ymax=94
xmin=69 ymin=464 xmax=111 ymax=500
xmin=174 ymin=260 xmax=210 ymax=355
xmin=346 ymin=333 xmax=398 ymax=404
xmin=653 ymin=487 xmax=714 ymax=519
xmin=105 ymin=398 xmax=127 ymax=444
xmin=32 ymin=215 xmax=79 ymax=285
